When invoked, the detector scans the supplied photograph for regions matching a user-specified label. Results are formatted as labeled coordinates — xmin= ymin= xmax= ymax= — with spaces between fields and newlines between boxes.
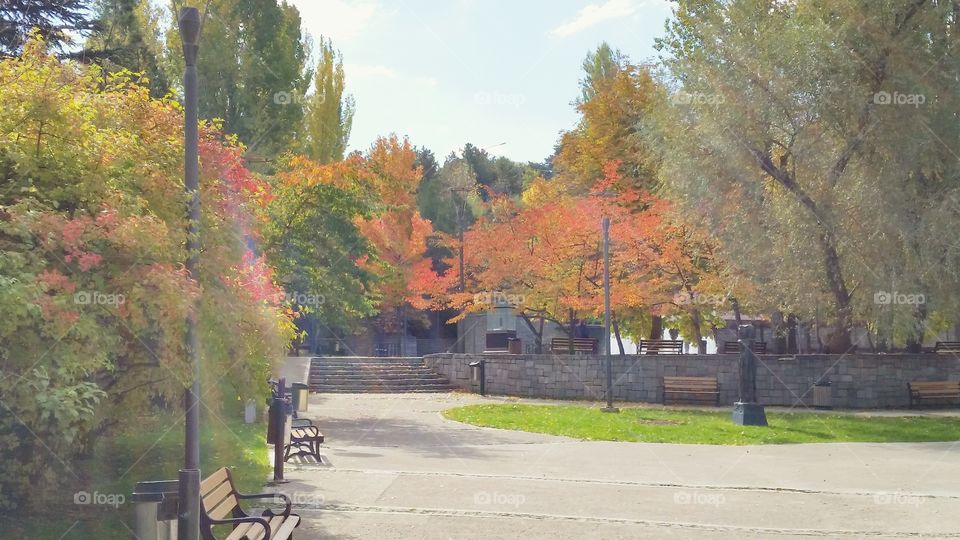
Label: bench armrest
xmin=291 ymin=418 xmax=314 ymax=427
xmin=237 ymin=492 xmax=291 ymax=518
xmin=208 ymin=515 xmax=271 ymax=539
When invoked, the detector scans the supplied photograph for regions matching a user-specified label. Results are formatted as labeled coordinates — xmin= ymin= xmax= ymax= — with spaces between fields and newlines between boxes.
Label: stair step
xmin=307 ymin=357 xmax=452 ymax=394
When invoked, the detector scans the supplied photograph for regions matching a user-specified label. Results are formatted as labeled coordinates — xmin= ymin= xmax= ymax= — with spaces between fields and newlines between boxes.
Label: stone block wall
xmin=423 ymin=353 xmax=960 ymax=408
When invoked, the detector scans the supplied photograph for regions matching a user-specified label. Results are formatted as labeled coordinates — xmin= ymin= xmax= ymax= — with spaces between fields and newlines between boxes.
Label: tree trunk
xmin=568 ymin=308 xmax=576 ymax=354
xmin=690 ymin=308 xmax=705 ymax=354
xmin=537 ymin=316 xmax=544 ymax=354
xmin=519 ymin=312 xmax=544 ymax=354
xmin=730 ymin=298 xmax=742 ymax=327
xmin=613 ymin=317 xmax=625 ymax=355
xmin=818 ymin=231 xmax=853 ymax=353
xmin=649 ymin=315 xmax=663 ymax=340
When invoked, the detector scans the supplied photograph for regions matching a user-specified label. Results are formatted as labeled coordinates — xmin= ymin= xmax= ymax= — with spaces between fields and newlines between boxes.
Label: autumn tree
xmin=0 ymin=37 xmax=293 ymax=508
xmin=355 ymin=136 xmax=437 ymax=335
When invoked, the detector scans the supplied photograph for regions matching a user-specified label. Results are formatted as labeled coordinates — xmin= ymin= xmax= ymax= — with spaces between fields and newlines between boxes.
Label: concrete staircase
xmin=308 ymin=357 xmax=454 ymax=393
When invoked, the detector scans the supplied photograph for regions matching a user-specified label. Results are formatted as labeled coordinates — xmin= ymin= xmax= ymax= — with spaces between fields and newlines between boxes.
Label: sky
xmin=288 ymin=0 xmax=674 ymax=164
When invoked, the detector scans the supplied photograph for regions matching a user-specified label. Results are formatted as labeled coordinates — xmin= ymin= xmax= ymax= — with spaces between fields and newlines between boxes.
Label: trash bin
xmin=132 ymin=480 xmax=179 ymax=540
xmin=507 ymin=337 xmax=522 ymax=354
xmin=244 ymin=399 xmax=257 ymax=424
xmin=812 ymin=380 xmax=832 ymax=410
xmin=291 ymin=383 xmax=309 ymax=412
xmin=267 ymin=398 xmax=292 ymax=445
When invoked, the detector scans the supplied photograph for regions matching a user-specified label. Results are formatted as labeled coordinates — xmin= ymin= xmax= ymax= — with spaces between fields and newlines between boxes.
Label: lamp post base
xmin=600 ymin=406 xmax=620 ymax=413
xmin=732 ymin=402 xmax=767 ymax=426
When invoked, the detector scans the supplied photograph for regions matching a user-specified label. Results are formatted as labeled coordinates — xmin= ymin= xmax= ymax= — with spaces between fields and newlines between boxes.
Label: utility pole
xmin=601 ymin=217 xmax=618 ymax=413
xmin=177 ymin=7 xmax=202 ymax=540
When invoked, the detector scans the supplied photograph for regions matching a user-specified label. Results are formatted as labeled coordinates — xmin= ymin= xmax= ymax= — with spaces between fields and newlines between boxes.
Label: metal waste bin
xmin=267 ymin=397 xmax=293 ymax=445
xmin=507 ymin=337 xmax=522 ymax=354
xmin=291 ymin=382 xmax=309 ymax=412
xmin=132 ymin=480 xmax=179 ymax=540
xmin=812 ymin=380 xmax=832 ymax=410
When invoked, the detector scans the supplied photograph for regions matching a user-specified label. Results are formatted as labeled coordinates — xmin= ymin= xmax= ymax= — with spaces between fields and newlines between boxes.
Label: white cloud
xmin=413 ymin=76 xmax=439 ymax=88
xmin=550 ymin=0 xmax=637 ymax=37
xmin=290 ymin=0 xmax=379 ymax=42
xmin=345 ymin=63 xmax=396 ymax=79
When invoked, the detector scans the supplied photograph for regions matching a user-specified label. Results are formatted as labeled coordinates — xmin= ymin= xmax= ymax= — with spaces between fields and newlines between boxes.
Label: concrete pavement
xmin=277 ymin=393 xmax=960 ymax=539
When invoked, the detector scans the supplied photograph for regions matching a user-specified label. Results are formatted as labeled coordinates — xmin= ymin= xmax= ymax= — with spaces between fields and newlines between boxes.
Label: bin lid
xmin=132 ymin=480 xmax=179 ymax=502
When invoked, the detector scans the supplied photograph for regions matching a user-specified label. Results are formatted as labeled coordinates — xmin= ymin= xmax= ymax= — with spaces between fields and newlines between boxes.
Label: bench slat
xmin=200 ymin=467 xmax=230 ymax=495
xmin=663 ymin=376 xmax=719 ymax=405
xmin=203 ymin=482 xmax=237 ymax=519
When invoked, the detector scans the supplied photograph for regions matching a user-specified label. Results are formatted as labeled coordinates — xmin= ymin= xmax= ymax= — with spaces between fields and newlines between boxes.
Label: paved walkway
xmin=281 ymin=393 xmax=960 ymax=539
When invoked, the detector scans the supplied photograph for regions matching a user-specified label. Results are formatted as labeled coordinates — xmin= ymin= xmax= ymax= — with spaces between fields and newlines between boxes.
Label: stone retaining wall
xmin=423 ymin=353 xmax=960 ymax=408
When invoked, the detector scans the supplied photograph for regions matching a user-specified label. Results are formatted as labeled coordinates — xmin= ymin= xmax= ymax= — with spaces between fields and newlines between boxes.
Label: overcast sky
xmin=287 ymin=0 xmax=673 ymax=163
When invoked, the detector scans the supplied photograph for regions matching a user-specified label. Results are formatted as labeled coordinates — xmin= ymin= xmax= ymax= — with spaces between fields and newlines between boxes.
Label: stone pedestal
xmin=732 ymin=402 xmax=767 ymax=426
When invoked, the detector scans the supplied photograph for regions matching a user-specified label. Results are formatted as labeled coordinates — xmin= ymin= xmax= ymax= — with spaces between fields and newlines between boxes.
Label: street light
xmin=177 ymin=7 xmax=202 ymax=540
xmin=600 ymin=217 xmax=619 ymax=413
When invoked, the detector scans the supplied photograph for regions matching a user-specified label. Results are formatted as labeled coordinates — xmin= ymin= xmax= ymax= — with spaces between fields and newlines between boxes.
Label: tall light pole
xmin=178 ymin=7 xmax=202 ymax=540
xmin=600 ymin=217 xmax=619 ymax=413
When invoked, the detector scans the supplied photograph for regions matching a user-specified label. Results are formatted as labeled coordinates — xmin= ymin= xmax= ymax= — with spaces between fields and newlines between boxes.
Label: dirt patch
xmin=636 ymin=418 xmax=682 ymax=426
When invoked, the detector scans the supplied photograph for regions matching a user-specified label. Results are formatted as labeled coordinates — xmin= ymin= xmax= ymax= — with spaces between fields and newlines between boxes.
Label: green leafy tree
xmin=301 ymin=36 xmax=354 ymax=163
xmin=0 ymin=0 xmax=98 ymax=55
xmin=85 ymin=0 xmax=170 ymax=97
xmin=655 ymin=0 xmax=960 ymax=351
xmin=579 ymin=41 xmax=625 ymax=103
xmin=166 ymin=0 xmax=310 ymax=162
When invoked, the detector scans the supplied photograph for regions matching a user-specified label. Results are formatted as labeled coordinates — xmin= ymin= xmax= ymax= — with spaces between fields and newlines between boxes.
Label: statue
xmin=732 ymin=323 xmax=767 ymax=426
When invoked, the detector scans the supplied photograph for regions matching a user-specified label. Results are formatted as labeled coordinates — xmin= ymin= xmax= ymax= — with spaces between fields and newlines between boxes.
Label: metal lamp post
xmin=177 ymin=7 xmax=202 ymax=540
xmin=600 ymin=217 xmax=619 ymax=413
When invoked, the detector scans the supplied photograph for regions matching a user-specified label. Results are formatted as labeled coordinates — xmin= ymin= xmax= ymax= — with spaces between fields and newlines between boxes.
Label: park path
xmin=278 ymin=392 xmax=960 ymax=539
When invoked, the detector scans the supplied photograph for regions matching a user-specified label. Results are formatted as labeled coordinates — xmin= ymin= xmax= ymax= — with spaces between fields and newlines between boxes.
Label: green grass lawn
xmin=443 ymin=403 xmax=960 ymax=445
xmin=4 ymin=412 xmax=271 ymax=540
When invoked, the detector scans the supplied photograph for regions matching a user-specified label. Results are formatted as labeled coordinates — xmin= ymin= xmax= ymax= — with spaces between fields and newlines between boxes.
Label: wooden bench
xmin=934 ymin=341 xmax=960 ymax=354
xmin=721 ymin=341 xmax=768 ymax=354
xmin=287 ymin=418 xmax=324 ymax=462
xmin=639 ymin=339 xmax=683 ymax=354
xmin=269 ymin=380 xmax=325 ymax=462
xmin=663 ymin=376 xmax=720 ymax=405
xmin=201 ymin=467 xmax=300 ymax=540
xmin=908 ymin=381 xmax=960 ymax=408
xmin=550 ymin=337 xmax=598 ymax=353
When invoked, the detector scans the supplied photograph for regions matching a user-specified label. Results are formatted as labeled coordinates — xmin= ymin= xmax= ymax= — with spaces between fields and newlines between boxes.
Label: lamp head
xmin=178 ymin=7 xmax=201 ymax=65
